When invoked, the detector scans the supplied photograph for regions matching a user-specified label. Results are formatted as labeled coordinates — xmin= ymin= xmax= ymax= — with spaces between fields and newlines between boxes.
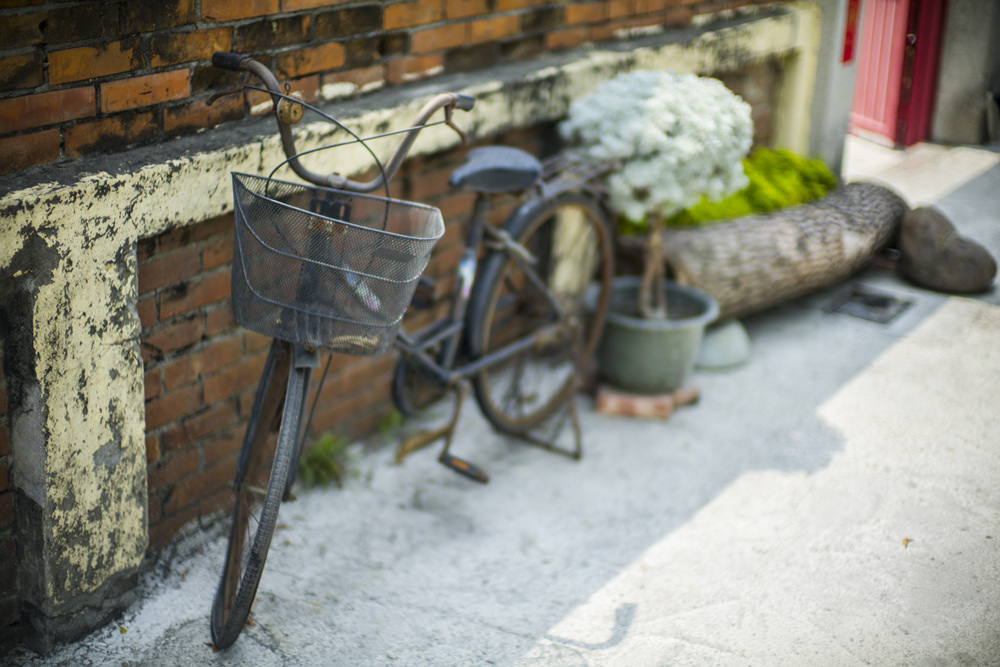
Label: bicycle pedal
xmin=438 ymin=453 xmax=489 ymax=484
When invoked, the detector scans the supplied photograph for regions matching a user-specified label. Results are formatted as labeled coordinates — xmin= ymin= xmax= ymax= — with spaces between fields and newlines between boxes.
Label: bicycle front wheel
xmin=210 ymin=339 xmax=307 ymax=649
xmin=466 ymin=192 xmax=613 ymax=433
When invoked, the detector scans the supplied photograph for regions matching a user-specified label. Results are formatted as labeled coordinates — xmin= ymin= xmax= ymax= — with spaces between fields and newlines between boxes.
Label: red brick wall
xmin=0 ymin=0 xmax=778 ymax=175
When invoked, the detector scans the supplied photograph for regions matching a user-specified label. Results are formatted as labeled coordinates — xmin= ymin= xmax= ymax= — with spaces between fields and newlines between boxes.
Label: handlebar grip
xmin=454 ymin=94 xmax=475 ymax=111
xmin=212 ymin=52 xmax=248 ymax=71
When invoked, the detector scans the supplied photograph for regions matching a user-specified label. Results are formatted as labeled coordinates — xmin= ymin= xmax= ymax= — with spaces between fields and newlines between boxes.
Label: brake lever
xmin=444 ymin=105 xmax=469 ymax=145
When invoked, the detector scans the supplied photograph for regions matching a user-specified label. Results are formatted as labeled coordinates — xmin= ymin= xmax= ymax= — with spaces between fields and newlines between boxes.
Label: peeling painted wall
xmin=0 ymin=5 xmax=819 ymax=648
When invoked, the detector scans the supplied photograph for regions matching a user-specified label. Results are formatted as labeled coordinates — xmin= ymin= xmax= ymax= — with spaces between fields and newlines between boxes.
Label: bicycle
xmin=205 ymin=51 xmax=613 ymax=649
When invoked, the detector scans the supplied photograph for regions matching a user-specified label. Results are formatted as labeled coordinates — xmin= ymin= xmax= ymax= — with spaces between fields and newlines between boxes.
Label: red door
xmin=850 ymin=0 xmax=948 ymax=146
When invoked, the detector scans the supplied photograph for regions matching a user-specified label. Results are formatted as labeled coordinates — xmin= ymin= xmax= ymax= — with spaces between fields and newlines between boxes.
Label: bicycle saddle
xmin=449 ymin=146 xmax=542 ymax=193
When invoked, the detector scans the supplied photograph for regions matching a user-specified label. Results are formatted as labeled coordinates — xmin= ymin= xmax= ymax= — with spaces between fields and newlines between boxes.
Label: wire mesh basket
xmin=230 ymin=172 xmax=444 ymax=356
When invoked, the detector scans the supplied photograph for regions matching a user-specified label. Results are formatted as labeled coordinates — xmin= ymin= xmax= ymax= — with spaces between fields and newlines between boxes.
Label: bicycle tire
xmin=465 ymin=191 xmax=613 ymax=433
xmin=210 ymin=339 xmax=308 ymax=649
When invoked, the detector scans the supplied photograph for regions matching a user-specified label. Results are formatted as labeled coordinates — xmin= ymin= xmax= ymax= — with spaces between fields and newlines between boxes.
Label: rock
xmin=897 ymin=206 xmax=997 ymax=293
xmin=696 ymin=319 xmax=751 ymax=370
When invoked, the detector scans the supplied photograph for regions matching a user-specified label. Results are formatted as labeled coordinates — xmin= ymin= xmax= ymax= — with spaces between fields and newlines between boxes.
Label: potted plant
xmin=562 ymin=70 xmax=753 ymax=394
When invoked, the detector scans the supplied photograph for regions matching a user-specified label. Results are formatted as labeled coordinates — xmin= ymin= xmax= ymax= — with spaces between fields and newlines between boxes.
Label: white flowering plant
xmin=560 ymin=70 xmax=753 ymax=318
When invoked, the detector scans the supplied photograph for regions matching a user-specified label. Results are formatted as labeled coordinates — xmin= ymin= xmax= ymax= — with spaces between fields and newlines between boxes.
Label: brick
xmin=545 ymin=28 xmax=587 ymax=50
xmin=162 ymin=355 xmax=198 ymax=392
xmin=137 ymin=245 xmax=201 ymax=293
xmin=608 ymin=0 xmax=633 ymax=18
xmin=0 ymin=426 xmax=8 ymax=457
xmin=202 ymin=0 xmax=278 ymax=22
xmin=202 ymin=234 xmax=234 ymax=270
xmin=145 ymin=368 xmax=162 ymax=401
xmin=0 ymin=87 xmax=96 ymax=134
xmin=145 ymin=384 xmax=201 ymax=430
xmin=137 ymin=296 xmax=157 ymax=329
xmin=100 ymin=69 xmax=191 ymax=113
xmin=162 ymin=337 xmax=241 ymax=391
xmin=200 ymin=337 xmax=243 ymax=375
xmin=137 ymin=237 xmax=157 ymax=262
xmin=64 ymin=111 xmax=159 ymax=157
xmin=412 ymin=24 xmax=467 ymax=55
xmin=149 ymin=504 xmax=197 ymax=547
xmin=522 ymin=6 xmax=564 ymax=32
xmin=202 ymin=426 xmax=245 ymax=467
xmin=0 ymin=129 xmax=60 ymax=174
xmin=159 ymin=270 xmax=230 ymax=320
xmin=380 ymin=32 xmax=409 ymax=58
xmin=282 ymin=0 xmax=349 ymax=9
xmin=203 ymin=353 xmax=267 ymax=405
xmin=117 ymin=0 xmax=195 ymax=32
xmin=497 ymin=0 xmax=544 ymax=9
xmin=49 ymin=39 xmax=144 ymax=85
xmin=146 ymin=434 xmax=160 ymax=464
xmin=163 ymin=97 xmax=243 ymax=136
xmin=566 ymin=2 xmax=606 ymax=23
xmin=276 ymin=42 xmax=346 ymax=79
xmin=151 ymin=27 xmax=233 ymax=68
xmin=345 ymin=36 xmax=382 ymax=68
xmin=205 ymin=305 xmax=237 ymax=337
xmin=314 ymin=5 xmax=382 ymax=40
xmin=446 ymin=0 xmax=489 ymax=19
xmin=0 ymin=461 xmax=8 ymax=493
xmin=141 ymin=316 xmax=203 ymax=362
xmin=235 ymin=15 xmax=311 ymax=52
xmin=243 ymin=330 xmax=271 ymax=354
xmin=0 ymin=385 xmax=6 ymax=415
xmin=387 ymin=55 xmax=443 ymax=86
xmin=1 ymin=8 xmax=101 ymax=49
xmin=163 ymin=461 xmax=233 ymax=516
xmin=0 ymin=51 xmax=44 ymax=89
xmin=444 ymin=44 xmax=495 ymax=74
xmin=160 ymin=215 xmax=232 ymax=252
xmin=469 ymin=15 xmax=520 ymax=44
xmin=147 ymin=448 xmax=199 ymax=491
xmin=384 ymin=0 xmax=441 ymax=30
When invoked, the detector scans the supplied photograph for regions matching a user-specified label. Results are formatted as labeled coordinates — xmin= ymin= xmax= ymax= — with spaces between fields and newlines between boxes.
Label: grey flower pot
xmin=587 ymin=277 xmax=719 ymax=395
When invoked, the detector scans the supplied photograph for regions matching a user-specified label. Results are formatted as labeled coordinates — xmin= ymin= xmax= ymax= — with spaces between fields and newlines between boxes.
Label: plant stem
xmin=639 ymin=217 xmax=667 ymax=319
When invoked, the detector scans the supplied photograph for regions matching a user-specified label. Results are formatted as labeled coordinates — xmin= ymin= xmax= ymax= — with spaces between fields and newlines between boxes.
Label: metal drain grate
xmin=828 ymin=285 xmax=914 ymax=324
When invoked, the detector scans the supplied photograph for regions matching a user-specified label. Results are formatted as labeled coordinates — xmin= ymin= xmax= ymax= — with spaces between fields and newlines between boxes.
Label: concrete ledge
xmin=0 ymin=5 xmax=813 ymax=652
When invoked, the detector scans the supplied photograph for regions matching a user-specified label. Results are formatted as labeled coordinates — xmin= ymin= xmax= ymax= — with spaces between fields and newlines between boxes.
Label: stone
xmin=696 ymin=319 xmax=751 ymax=370
xmin=897 ymin=206 xmax=997 ymax=293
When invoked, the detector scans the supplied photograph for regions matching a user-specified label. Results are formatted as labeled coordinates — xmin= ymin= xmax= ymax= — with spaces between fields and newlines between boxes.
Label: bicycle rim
xmin=210 ymin=340 xmax=307 ymax=649
xmin=467 ymin=192 xmax=612 ymax=432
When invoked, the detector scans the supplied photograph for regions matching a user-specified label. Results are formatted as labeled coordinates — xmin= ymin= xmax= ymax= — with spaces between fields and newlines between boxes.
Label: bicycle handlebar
xmin=209 ymin=51 xmax=474 ymax=193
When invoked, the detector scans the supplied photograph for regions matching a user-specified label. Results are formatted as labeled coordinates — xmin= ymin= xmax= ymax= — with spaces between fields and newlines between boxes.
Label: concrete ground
xmin=8 ymin=136 xmax=1000 ymax=666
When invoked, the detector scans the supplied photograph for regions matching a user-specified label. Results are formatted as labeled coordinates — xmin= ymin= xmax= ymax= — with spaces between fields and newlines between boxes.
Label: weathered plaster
xmin=0 ymin=5 xmax=816 ymax=647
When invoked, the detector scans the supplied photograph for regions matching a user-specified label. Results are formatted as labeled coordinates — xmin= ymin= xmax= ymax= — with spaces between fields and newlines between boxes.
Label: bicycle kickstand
xmin=394 ymin=378 xmax=490 ymax=484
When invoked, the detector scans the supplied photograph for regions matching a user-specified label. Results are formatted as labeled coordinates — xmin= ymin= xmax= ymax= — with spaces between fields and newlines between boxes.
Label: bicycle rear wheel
xmin=466 ymin=192 xmax=612 ymax=433
xmin=210 ymin=339 xmax=307 ymax=649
